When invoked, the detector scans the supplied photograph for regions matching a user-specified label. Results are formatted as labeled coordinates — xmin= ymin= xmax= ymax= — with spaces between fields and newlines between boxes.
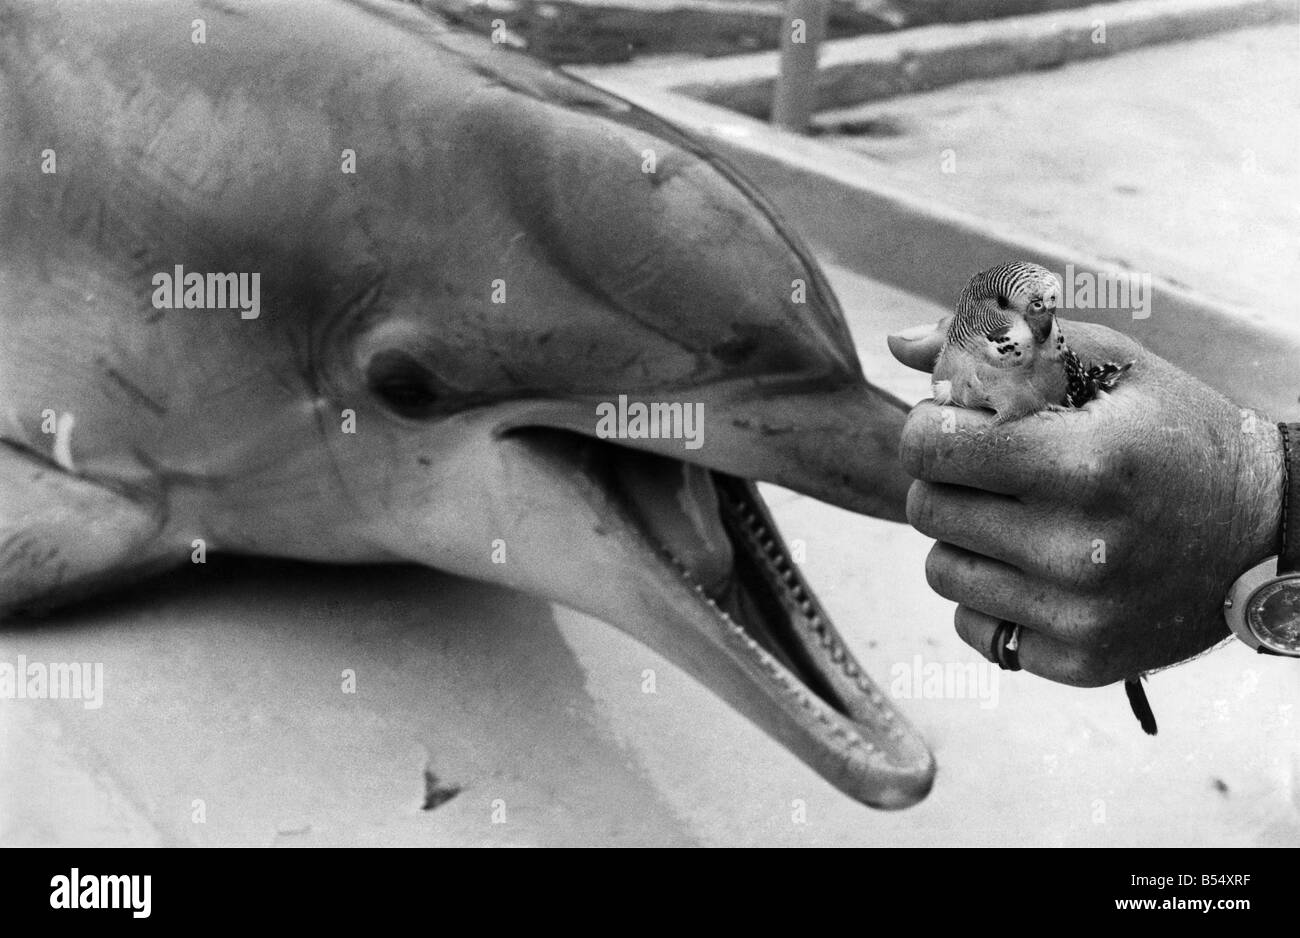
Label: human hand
xmin=888 ymin=317 xmax=1284 ymax=684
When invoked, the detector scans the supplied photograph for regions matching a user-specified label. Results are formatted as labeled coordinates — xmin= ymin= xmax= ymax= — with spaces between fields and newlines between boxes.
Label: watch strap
xmin=1278 ymin=423 xmax=1300 ymax=574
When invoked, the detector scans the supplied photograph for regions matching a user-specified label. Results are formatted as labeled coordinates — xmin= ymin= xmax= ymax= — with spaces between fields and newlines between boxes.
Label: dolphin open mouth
xmin=0 ymin=0 xmax=935 ymax=816
xmin=533 ymin=433 xmax=936 ymax=810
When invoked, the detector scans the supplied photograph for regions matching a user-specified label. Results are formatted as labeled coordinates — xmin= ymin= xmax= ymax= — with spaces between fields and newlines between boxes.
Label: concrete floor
xmin=820 ymin=23 xmax=1300 ymax=328
xmin=3 ymin=265 xmax=1296 ymax=847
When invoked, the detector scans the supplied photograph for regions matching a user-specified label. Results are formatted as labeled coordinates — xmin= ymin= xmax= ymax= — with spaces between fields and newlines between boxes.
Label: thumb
xmin=887 ymin=316 xmax=950 ymax=374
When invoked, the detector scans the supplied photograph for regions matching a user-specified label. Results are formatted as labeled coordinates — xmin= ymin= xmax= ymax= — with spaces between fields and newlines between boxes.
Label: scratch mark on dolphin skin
xmin=89 ymin=198 xmax=109 ymax=251
xmin=127 ymin=447 xmax=222 ymax=495
xmin=500 ymin=230 xmax=527 ymax=264
xmin=0 ymin=530 xmax=61 ymax=578
xmin=604 ymin=246 xmax=664 ymax=302
xmin=198 ymin=0 xmax=248 ymax=15
xmin=100 ymin=361 xmax=168 ymax=417
xmin=305 ymin=392 xmax=361 ymax=518
xmin=278 ymin=317 xmax=367 ymax=514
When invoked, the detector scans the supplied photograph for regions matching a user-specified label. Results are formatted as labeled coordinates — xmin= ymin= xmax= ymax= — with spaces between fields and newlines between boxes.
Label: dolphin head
xmin=303 ymin=38 xmax=932 ymax=809
xmin=1 ymin=0 xmax=930 ymax=808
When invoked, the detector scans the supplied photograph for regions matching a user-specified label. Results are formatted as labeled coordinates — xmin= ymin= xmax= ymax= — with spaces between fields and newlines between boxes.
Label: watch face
xmin=1247 ymin=580 xmax=1300 ymax=654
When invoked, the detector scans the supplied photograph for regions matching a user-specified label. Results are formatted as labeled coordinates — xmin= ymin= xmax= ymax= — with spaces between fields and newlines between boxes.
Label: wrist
xmin=1219 ymin=418 xmax=1300 ymax=658
xmin=1237 ymin=415 xmax=1285 ymax=570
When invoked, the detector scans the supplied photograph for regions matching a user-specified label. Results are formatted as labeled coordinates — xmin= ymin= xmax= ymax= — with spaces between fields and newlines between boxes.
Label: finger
xmin=884 ymin=317 xmax=1146 ymax=377
xmin=887 ymin=317 xmax=950 ymax=374
xmin=907 ymin=480 xmax=1097 ymax=580
xmin=924 ymin=541 xmax=1097 ymax=646
xmin=900 ymin=401 xmax=1111 ymax=500
xmin=954 ymin=605 xmax=1110 ymax=688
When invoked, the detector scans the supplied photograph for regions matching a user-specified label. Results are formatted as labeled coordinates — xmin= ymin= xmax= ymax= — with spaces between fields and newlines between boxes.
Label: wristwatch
xmin=1223 ymin=422 xmax=1300 ymax=657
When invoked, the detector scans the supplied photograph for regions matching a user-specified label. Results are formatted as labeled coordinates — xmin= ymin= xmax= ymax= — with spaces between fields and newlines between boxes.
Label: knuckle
xmin=1069 ymin=448 xmax=1114 ymax=494
xmin=1068 ymin=440 xmax=1136 ymax=505
xmin=923 ymin=544 xmax=946 ymax=592
xmin=1075 ymin=546 xmax=1112 ymax=587
xmin=1054 ymin=603 xmax=1105 ymax=644
xmin=906 ymin=482 xmax=938 ymax=535
xmin=953 ymin=606 xmax=989 ymax=656
xmin=899 ymin=410 xmax=943 ymax=480
xmin=1073 ymin=529 xmax=1126 ymax=590
xmin=924 ymin=543 xmax=956 ymax=598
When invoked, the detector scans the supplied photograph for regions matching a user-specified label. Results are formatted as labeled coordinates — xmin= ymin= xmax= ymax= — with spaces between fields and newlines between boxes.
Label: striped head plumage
xmin=933 ymin=261 xmax=1131 ymax=422
xmin=949 ymin=261 xmax=1063 ymax=349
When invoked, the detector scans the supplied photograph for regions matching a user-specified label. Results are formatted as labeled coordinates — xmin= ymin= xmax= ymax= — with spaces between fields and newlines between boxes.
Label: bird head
xmin=962 ymin=262 xmax=1062 ymax=344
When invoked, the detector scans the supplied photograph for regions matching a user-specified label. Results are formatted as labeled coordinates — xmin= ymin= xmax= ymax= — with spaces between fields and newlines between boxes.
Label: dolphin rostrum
xmin=0 ymin=0 xmax=934 ymax=808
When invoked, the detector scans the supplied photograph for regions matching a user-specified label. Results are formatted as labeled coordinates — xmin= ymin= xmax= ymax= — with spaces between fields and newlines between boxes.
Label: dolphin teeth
xmin=845 ymin=735 xmax=876 ymax=756
xmin=647 ymin=473 xmax=931 ymax=805
xmin=857 ymin=679 xmax=888 ymax=710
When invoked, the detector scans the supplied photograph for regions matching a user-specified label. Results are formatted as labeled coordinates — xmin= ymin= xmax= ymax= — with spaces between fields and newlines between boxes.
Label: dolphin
xmin=0 ymin=0 xmax=934 ymax=808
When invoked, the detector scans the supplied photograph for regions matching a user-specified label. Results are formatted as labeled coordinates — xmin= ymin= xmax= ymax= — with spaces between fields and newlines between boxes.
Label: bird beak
xmin=1027 ymin=310 xmax=1055 ymax=344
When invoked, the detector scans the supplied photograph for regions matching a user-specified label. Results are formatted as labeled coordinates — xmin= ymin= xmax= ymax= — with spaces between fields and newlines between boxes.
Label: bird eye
xmin=1028 ymin=300 xmax=1044 ymax=312
xmin=995 ymin=294 xmax=1010 ymax=310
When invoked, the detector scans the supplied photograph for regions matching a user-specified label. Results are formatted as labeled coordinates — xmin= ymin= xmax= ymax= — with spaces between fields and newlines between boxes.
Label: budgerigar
xmin=933 ymin=261 xmax=1155 ymax=734
xmin=933 ymin=261 xmax=1131 ymax=420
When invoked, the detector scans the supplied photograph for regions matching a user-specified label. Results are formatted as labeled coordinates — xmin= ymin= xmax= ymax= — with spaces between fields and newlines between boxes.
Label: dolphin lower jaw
xmin=631 ymin=467 xmax=933 ymax=809
xmin=493 ymin=430 xmax=935 ymax=809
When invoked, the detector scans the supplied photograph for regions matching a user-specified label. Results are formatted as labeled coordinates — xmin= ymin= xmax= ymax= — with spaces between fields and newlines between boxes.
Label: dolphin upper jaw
xmin=496 ymin=378 xmax=915 ymax=524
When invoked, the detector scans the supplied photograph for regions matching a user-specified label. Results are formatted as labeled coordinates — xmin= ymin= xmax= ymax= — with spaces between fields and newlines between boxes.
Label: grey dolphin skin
xmin=0 ymin=0 xmax=934 ymax=808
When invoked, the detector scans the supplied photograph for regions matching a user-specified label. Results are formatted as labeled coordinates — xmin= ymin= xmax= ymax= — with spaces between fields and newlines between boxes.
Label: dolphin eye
xmin=367 ymin=350 xmax=442 ymax=418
